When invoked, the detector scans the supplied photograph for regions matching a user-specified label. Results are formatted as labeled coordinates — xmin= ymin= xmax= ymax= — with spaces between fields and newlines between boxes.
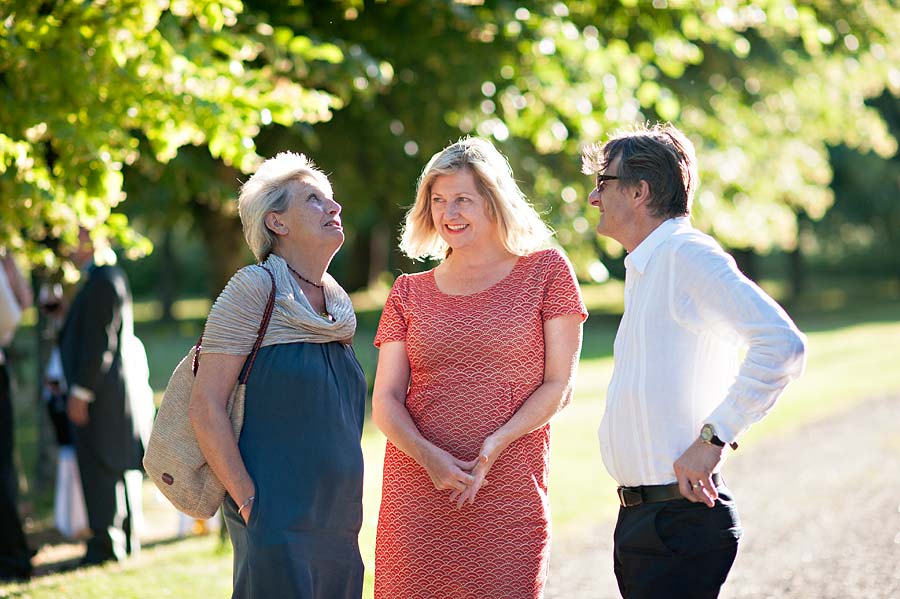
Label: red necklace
xmin=286 ymin=263 xmax=324 ymax=289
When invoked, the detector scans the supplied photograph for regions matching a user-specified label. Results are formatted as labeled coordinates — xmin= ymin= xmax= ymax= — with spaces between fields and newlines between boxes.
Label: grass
xmin=3 ymin=276 xmax=899 ymax=598
xmin=0 ymin=536 xmax=233 ymax=599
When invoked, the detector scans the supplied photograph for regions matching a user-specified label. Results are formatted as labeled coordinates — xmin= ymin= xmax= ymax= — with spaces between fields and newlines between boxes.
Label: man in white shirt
xmin=582 ymin=123 xmax=806 ymax=598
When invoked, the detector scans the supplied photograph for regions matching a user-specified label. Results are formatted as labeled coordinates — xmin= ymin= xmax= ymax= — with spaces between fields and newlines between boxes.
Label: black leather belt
xmin=617 ymin=473 xmax=723 ymax=508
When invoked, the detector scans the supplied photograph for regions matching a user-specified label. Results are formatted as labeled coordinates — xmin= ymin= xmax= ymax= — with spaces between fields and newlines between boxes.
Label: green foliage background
xmin=1 ymin=0 xmax=898 ymax=290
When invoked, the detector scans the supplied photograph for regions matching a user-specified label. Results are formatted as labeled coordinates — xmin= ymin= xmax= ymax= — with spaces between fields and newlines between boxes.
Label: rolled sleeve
xmin=673 ymin=239 xmax=807 ymax=442
xmin=707 ymin=325 xmax=806 ymax=442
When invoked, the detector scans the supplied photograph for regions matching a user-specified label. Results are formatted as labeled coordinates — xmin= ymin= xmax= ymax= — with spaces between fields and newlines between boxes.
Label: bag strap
xmin=191 ymin=265 xmax=277 ymax=379
xmin=238 ymin=266 xmax=277 ymax=384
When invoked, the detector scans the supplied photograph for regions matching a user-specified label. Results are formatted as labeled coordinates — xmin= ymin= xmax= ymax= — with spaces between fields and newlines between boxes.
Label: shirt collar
xmin=624 ymin=217 xmax=690 ymax=274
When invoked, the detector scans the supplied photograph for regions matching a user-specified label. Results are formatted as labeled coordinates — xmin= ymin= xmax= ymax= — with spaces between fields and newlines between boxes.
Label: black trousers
xmin=613 ymin=485 xmax=742 ymax=599
xmin=75 ymin=444 xmax=137 ymax=564
xmin=0 ymin=363 xmax=32 ymax=580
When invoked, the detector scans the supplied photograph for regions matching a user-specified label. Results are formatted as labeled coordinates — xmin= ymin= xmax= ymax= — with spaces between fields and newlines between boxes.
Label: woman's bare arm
xmin=188 ymin=352 xmax=256 ymax=522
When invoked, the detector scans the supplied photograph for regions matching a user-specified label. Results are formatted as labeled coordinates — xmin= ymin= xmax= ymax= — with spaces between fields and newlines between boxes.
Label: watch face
xmin=701 ymin=424 xmax=715 ymax=442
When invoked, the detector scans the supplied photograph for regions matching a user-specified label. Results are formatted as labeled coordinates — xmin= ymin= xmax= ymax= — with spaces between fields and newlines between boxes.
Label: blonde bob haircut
xmin=400 ymin=137 xmax=553 ymax=261
xmin=238 ymin=151 xmax=331 ymax=261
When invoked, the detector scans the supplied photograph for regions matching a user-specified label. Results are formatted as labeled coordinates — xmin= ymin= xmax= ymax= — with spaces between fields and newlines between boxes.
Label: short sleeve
xmin=540 ymin=249 xmax=588 ymax=323
xmin=200 ymin=266 xmax=271 ymax=356
xmin=374 ymin=275 xmax=410 ymax=347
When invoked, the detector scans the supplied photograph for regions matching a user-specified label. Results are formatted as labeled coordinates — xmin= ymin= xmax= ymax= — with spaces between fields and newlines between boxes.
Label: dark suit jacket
xmin=59 ymin=263 xmax=143 ymax=472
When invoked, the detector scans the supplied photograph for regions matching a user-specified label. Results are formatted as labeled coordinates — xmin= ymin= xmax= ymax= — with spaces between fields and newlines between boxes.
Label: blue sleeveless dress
xmin=222 ymin=341 xmax=366 ymax=598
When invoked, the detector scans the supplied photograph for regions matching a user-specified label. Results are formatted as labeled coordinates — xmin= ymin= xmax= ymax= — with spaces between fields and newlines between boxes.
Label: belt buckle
xmin=617 ymin=487 xmax=643 ymax=507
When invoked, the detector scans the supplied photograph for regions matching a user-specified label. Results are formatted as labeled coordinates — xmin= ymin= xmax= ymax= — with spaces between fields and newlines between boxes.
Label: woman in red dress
xmin=372 ymin=137 xmax=587 ymax=598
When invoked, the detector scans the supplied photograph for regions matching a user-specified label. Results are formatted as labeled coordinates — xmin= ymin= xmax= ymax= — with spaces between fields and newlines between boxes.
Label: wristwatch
xmin=700 ymin=423 xmax=738 ymax=450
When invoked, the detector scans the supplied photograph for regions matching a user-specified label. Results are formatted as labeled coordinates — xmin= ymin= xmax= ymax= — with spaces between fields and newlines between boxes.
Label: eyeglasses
xmin=595 ymin=174 xmax=620 ymax=190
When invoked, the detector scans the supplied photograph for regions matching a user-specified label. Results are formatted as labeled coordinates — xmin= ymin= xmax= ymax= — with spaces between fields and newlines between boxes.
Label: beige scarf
xmin=200 ymin=253 xmax=356 ymax=355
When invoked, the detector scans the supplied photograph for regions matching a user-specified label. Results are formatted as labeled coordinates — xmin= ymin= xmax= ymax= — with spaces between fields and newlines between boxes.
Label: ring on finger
xmin=691 ymin=482 xmax=700 ymax=489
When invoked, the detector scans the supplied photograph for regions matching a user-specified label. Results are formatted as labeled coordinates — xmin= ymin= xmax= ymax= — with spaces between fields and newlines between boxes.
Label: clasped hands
xmin=421 ymin=436 xmax=504 ymax=510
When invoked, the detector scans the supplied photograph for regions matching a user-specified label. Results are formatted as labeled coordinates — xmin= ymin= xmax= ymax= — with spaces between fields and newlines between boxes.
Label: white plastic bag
xmin=54 ymin=446 xmax=90 ymax=540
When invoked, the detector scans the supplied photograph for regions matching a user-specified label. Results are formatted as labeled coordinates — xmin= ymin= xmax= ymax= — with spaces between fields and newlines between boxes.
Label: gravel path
xmin=545 ymin=394 xmax=900 ymax=599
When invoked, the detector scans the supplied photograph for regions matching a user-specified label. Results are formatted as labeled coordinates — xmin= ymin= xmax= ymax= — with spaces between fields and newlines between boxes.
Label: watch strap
xmin=701 ymin=424 xmax=739 ymax=450
xmin=711 ymin=434 xmax=739 ymax=450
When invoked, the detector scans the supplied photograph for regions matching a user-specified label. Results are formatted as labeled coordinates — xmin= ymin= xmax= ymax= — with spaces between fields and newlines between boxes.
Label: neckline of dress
xmin=429 ymin=255 xmax=525 ymax=298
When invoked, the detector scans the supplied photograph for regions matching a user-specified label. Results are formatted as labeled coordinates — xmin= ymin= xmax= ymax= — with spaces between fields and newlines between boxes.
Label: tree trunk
xmin=788 ymin=211 xmax=809 ymax=302
xmin=158 ymin=229 xmax=176 ymax=322
xmin=730 ymin=248 xmax=759 ymax=282
xmin=190 ymin=200 xmax=248 ymax=297
xmin=343 ymin=228 xmax=371 ymax=292
xmin=368 ymin=222 xmax=390 ymax=287
xmin=787 ymin=247 xmax=803 ymax=303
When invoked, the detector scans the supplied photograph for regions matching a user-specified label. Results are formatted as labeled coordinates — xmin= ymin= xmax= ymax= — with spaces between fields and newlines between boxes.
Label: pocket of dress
xmin=228 ymin=483 xmax=262 ymax=530
xmin=246 ymin=483 xmax=262 ymax=529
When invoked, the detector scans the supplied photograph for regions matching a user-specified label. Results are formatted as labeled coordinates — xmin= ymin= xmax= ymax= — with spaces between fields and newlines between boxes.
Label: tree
xmin=237 ymin=1 xmax=900 ymax=285
xmin=5 ymin=1 xmax=898 ymax=294
xmin=127 ymin=0 xmax=522 ymax=292
xmin=442 ymin=1 xmax=899 ymax=273
xmin=0 ymin=0 xmax=340 ymax=278
xmin=816 ymin=91 xmax=900 ymax=282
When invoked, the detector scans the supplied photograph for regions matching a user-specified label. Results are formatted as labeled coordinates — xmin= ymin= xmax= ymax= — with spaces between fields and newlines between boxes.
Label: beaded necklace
xmin=285 ymin=262 xmax=333 ymax=320
xmin=285 ymin=263 xmax=324 ymax=289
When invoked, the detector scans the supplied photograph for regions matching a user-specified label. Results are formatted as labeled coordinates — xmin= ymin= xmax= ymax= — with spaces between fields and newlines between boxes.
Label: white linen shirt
xmin=598 ymin=217 xmax=806 ymax=487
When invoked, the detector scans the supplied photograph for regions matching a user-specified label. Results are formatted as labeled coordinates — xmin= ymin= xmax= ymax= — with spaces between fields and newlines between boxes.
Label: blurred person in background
xmin=58 ymin=229 xmax=145 ymax=566
xmin=582 ymin=123 xmax=806 ymax=598
xmin=0 ymin=250 xmax=34 ymax=581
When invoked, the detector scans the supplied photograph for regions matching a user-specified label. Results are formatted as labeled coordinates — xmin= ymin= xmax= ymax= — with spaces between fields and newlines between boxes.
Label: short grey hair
xmin=238 ymin=152 xmax=331 ymax=260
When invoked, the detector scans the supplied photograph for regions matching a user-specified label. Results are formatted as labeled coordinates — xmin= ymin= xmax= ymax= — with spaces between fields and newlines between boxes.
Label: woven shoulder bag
xmin=143 ymin=266 xmax=276 ymax=519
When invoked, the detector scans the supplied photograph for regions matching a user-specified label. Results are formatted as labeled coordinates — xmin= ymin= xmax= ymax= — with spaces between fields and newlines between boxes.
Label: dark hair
xmin=582 ymin=122 xmax=697 ymax=218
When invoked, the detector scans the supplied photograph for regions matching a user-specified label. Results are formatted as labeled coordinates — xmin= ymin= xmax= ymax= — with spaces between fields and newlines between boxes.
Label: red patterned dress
xmin=373 ymin=248 xmax=587 ymax=599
